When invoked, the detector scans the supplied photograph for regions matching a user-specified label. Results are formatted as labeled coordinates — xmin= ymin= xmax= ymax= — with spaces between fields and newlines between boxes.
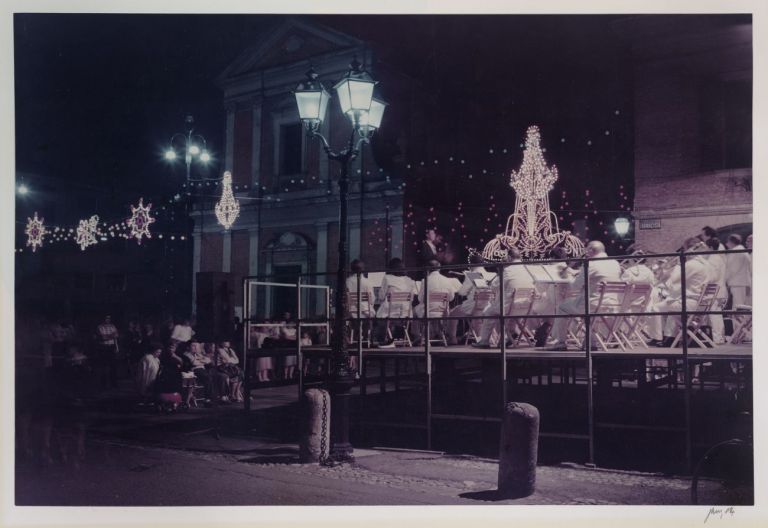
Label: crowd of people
xmin=15 ymin=313 xmax=246 ymax=412
xmin=341 ymin=227 xmax=752 ymax=351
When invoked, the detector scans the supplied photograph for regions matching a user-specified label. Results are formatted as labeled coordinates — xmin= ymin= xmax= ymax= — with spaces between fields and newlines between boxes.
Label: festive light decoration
xmin=126 ymin=198 xmax=155 ymax=244
xmin=477 ymin=126 xmax=584 ymax=261
xmin=75 ymin=215 xmax=100 ymax=251
xmin=215 ymin=171 xmax=240 ymax=230
xmin=25 ymin=213 xmax=47 ymax=252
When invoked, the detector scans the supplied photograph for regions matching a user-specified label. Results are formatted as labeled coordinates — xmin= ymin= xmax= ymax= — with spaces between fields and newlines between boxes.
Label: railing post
xmin=583 ymin=257 xmax=594 ymax=465
xmin=243 ymin=277 xmax=251 ymax=412
xmin=498 ymin=263 xmax=507 ymax=410
xmin=680 ymin=251 xmax=692 ymax=473
xmin=424 ymin=269 xmax=432 ymax=450
xmin=357 ymin=271 xmax=363 ymax=376
xmin=297 ymin=276 xmax=303 ymax=401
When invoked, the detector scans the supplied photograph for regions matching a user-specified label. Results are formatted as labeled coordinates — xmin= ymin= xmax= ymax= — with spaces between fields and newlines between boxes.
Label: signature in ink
xmin=704 ymin=506 xmax=736 ymax=523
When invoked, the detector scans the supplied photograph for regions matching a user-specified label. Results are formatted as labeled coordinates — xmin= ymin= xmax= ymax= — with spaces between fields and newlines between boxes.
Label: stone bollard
xmin=299 ymin=388 xmax=331 ymax=464
xmin=498 ymin=402 xmax=540 ymax=498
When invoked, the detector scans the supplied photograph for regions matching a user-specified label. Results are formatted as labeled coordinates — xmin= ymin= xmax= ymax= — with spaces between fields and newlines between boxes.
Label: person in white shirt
xmin=375 ymin=258 xmax=417 ymax=347
xmin=446 ymin=254 xmax=494 ymax=345
xmin=725 ymin=234 xmax=751 ymax=308
xmin=646 ymin=238 xmax=712 ymax=346
xmin=703 ymin=237 xmax=728 ymax=344
xmin=345 ymin=259 xmax=376 ymax=318
xmin=411 ymin=260 xmax=457 ymax=344
xmin=472 ymin=247 xmax=536 ymax=348
xmin=547 ymin=241 xmax=622 ymax=351
xmin=170 ymin=318 xmax=195 ymax=343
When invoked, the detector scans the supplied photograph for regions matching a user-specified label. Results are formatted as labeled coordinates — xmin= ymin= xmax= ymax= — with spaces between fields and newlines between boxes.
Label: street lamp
xmin=294 ymin=59 xmax=386 ymax=462
xmin=163 ymin=114 xmax=212 ymax=181
xmin=614 ymin=217 xmax=631 ymax=237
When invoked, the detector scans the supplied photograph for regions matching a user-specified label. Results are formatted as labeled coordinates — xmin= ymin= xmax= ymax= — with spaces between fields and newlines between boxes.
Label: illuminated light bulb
xmin=164 ymin=149 xmax=177 ymax=161
xmin=188 ymin=145 xmax=200 ymax=155
xmin=200 ymin=151 xmax=211 ymax=162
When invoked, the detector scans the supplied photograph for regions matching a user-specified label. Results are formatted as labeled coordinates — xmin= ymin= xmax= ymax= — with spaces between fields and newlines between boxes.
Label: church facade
xmin=192 ymin=19 xmax=420 ymax=322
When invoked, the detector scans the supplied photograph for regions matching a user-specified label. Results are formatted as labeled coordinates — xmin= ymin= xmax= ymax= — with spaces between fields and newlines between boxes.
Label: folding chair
xmin=464 ymin=289 xmax=495 ymax=345
xmin=426 ymin=292 xmax=451 ymax=347
xmin=617 ymin=282 xmax=653 ymax=349
xmin=670 ymin=283 xmax=720 ymax=348
xmin=504 ymin=288 xmax=539 ymax=347
xmin=590 ymin=282 xmax=630 ymax=351
xmin=385 ymin=290 xmax=414 ymax=347
xmin=730 ymin=304 xmax=752 ymax=345
xmin=347 ymin=291 xmax=373 ymax=347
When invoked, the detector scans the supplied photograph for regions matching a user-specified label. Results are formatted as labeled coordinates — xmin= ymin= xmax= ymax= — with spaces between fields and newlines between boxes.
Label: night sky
xmin=14 ymin=14 xmax=636 ymax=230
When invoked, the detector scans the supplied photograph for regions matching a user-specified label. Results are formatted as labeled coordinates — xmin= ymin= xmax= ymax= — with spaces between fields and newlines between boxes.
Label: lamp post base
xmin=326 ymin=357 xmax=356 ymax=464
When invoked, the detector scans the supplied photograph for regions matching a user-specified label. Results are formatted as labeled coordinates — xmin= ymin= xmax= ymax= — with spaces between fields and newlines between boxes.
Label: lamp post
xmin=163 ymin=114 xmax=213 ymax=318
xmin=294 ymin=58 xmax=387 ymax=462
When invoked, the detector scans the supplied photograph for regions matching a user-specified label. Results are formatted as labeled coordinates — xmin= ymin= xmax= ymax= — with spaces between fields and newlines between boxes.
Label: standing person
xmin=704 ymin=238 xmax=728 ymax=344
xmin=546 ymin=241 xmax=622 ymax=351
xmin=170 ymin=317 xmax=195 ymax=344
xmin=421 ymin=229 xmax=441 ymax=264
xmin=95 ymin=315 xmax=119 ymax=389
xmin=471 ymin=248 xmax=535 ymax=348
xmin=701 ymin=226 xmax=725 ymax=250
xmin=725 ymin=234 xmax=751 ymax=308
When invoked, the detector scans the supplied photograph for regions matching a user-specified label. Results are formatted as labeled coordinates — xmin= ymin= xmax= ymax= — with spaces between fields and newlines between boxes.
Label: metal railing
xmin=240 ymin=247 xmax=752 ymax=471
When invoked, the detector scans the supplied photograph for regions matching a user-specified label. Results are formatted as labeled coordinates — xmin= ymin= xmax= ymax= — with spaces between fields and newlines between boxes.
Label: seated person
xmin=345 ymin=259 xmax=376 ymax=318
xmin=472 ymin=247 xmax=536 ymax=348
xmin=374 ymin=258 xmax=417 ymax=347
xmin=203 ymin=342 xmax=231 ymax=400
xmin=217 ymin=341 xmax=244 ymax=402
xmin=183 ymin=340 xmax=212 ymax=399
xmin=446 ymin=253 xmax=493 ymax=345
xmin=411 ymin=260 xmax=457 ymax=344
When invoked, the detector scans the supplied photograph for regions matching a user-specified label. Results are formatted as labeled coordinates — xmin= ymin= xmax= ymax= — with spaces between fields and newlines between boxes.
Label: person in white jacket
xmin=646 ymin=238 xmax=712 ymax=346
xmin=704 ymin=237 xmax=728 ymax=344
xmin=472 ymin=247 xmax=536 ymax=348
xmin=547 ymin=241 xmax=622 ymax=351
xmin=725 ymin=234 xmax=751 ymax=308
xmin=345 ymin=259 xmax=376 ymax=318
xmin=411 ymin=260 xmax=457 ymax=344
xmin=446 ymin=253 xmax=494 ymax=345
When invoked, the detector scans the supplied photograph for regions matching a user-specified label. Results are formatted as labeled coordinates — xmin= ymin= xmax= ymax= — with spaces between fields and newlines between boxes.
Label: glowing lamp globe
xmin=200 ymin=151 xmax=211 ymax=162
xmin=614 ymin=217 xmax=630 ymax=236
xmin=189 ymin=144 xmax=200 ymax=155
xmin=359 ymin=97 xmax=387 ymax=133
xmin=17 ymin=183 xmax=29 ymax=195
xmin=333 ymin=58 xmax=376 ymax=123
xmin=164 ymin=149 xmax=177 ymax=161
xmin=294 ymin=68 xmax=330 ymax=127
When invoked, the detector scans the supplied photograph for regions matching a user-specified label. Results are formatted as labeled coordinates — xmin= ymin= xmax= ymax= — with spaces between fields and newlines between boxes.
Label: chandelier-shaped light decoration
xmin=126 ymin=197 xmax=155 ymax=244
xmin=215 ymin=171 xmax=240 ymax=230
xmin=477 ymin=126 xmax=584 ymax=261
xmin=75 ymin=215 xmax=101 ymax=251
xmin=25 ymin=212 xmax=47 ymax=253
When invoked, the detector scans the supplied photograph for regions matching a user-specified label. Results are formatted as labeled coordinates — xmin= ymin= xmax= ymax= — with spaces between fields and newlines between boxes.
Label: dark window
xmin=279 ymin=123 xmax=303 ymax=175
xmin=699 ymin=79 xmax=752 ymax=171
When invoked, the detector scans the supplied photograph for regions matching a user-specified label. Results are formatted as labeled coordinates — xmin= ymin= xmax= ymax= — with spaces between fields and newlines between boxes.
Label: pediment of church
xmin=219 ymin=18 xmax=363 ymax=83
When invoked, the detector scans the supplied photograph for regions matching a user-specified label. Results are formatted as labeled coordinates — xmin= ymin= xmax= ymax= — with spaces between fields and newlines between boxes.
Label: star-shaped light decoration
xmin=25 ymin=212 xmax=47 ymax=253
xmin=126 ymin=198 xmax=155 ymax=244
xmin=215 ymin=171 xmax=240 ymax=230
xmin=75 ymin=215 xmax=100 ymax=251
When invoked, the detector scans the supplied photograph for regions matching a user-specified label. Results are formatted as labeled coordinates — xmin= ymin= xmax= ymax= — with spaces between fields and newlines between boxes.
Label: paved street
xmin=14 ymin=383 xmax=739 ymax=506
